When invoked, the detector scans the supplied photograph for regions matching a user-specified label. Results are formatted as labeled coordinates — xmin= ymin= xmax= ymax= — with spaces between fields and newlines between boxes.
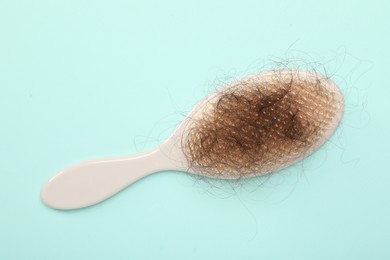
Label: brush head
xmin=180 ymin=70 xmax=344 ymax=179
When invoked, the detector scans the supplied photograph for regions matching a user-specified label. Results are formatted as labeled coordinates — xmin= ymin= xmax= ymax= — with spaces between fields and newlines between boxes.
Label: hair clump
xmin=182 ymin=70 xmax=342 ymax=179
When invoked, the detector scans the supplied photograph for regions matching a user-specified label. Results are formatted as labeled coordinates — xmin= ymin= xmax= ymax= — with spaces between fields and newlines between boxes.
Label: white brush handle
xmin=41 ymin=147 xmax=173 ymax=210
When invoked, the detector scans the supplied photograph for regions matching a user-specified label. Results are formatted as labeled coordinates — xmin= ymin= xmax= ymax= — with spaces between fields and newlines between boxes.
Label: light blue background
xmin=1 ymin=0 xmax=389 ymax=259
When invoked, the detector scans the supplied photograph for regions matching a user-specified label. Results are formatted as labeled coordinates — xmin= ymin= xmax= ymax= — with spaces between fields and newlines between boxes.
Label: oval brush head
xmin=41 ymin=69 xmax=343 ymax=209
xmin=181 ymin=70 xmax=344 ymax=179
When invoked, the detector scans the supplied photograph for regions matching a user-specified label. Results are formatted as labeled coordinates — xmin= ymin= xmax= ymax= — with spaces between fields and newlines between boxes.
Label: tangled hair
xmin=182 ymin=70 xmax=342 ymax=179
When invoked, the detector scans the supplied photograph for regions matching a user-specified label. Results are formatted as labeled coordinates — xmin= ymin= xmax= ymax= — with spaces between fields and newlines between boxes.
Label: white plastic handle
xmin=40 ymin=147 xmax=173 ymax=210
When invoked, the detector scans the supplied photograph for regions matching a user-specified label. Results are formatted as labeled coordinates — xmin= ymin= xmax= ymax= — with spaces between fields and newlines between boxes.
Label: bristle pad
xmin=182 ymin=71 xmax=343 ymax=179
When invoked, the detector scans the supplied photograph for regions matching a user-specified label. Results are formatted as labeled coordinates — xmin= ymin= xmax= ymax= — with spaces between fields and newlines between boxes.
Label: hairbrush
xmin=41 ymin=70 xmax=344 ymax=210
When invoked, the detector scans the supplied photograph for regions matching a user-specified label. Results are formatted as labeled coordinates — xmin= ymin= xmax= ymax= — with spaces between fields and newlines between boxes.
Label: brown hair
xmin=182 ymin=70 xmax=342 ymax=179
